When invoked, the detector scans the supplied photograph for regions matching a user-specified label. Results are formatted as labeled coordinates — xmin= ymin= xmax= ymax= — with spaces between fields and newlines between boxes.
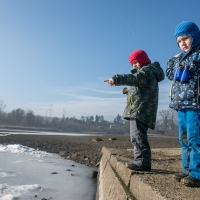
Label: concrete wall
xmin=96 ymin=147 xmax=134 ymax=200
xmin=96 ymin=147 xmax=167 ymax=200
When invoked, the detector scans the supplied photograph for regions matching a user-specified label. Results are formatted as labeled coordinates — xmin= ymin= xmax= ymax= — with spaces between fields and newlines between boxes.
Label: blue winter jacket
xmin=166 ymin=45 xmax=200 ymax=110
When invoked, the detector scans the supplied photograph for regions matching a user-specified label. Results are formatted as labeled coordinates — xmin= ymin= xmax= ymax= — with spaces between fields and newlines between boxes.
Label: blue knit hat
xmin=174 ymin=21 xmax=200 ymax=47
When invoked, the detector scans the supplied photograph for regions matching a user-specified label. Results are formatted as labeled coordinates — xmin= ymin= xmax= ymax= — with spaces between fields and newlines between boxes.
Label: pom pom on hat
xmin=129 ymin=50 xmax=151 ymax=67
xmin=174 ymin=21 xmax=200 ymax=47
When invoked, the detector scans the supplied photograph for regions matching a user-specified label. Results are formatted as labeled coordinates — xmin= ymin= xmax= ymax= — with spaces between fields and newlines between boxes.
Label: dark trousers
xmin=130 ymin=119 xmax=151 ymax=168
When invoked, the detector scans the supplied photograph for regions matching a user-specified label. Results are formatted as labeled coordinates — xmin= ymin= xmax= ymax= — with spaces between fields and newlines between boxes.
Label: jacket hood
xmin=130 ymin=62 xmax=164 ymax=82
xmin=145 ymin=62 xmax=165 ymax=82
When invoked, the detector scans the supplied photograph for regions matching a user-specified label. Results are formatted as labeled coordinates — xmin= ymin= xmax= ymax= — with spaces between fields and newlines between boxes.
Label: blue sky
xmin=0 ymin=0 xmax=200 ymax=121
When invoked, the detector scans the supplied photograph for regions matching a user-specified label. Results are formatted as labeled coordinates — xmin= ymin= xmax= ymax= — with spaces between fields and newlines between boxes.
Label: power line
xmin=63 ymin=108 xmax=66 ymax=118
xmin=46 ymin=109 xmax=49 ymax=117
xmin=49 ymin=104 xmax=53 ymax=117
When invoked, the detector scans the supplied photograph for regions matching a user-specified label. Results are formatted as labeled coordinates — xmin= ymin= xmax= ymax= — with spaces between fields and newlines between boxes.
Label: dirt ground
xmin=106 ymin=147 xmax=200 ymax=200
xmin=0 ymin=134 xmax=180 ymax=166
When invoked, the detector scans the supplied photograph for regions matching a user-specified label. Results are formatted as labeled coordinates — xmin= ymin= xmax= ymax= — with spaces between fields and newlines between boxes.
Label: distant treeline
xmin=0 ymin=100 xmax=178 ymax=135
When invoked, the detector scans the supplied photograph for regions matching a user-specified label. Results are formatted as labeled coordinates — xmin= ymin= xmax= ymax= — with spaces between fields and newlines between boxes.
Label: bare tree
xmin=7 ymin=108 xmax=25 ymax=125
xmin=95 ymin=115 xmax=99 ymax=123
xmin=158 ymin=109 xmax=171 ymax=135
xmin=0 ymin=100 xmax=7 ymax=124
xmin=158 ymin=109 xmax=178 ymax=136
xmin=35 ymin=115 xmax=44 ymax=126
xmin=169 ymin=109 xmax=178 ymax=136
xmin=114 ymin=114 xmax=122 ymax=124
xmin=25 ymin=110 xmax=35 ymax=126
xmin=0 ymin=100 xmax=6 ymax=114
xmin=99 ymin=115 xmax=104 ymax=122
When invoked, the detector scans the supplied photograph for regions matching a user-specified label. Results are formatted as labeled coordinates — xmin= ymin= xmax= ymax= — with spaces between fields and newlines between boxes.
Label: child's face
xmin=177 ymin=35 xmax=193 ymax=52
xmin=132 ymin=61 xmax=140 ymax=69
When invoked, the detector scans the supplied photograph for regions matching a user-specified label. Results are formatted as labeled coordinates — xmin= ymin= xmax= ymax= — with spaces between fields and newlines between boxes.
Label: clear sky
xmin=0 ymin=0 xmax=200 ymax=121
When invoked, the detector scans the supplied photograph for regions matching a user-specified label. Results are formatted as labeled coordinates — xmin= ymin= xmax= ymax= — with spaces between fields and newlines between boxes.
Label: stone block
xmin=116 ymin=161 xmax=132 ymax=187
xmin=105 ymin=177 xmax=130 ymax=200
xmin=100 ymin=154 xmax=108 ymax=176
xmin=129 ymin=175 xmax=166 ymax=200
xmin=101 ymin=161 xmax=116 ymax=199
xmin=101 ymin=147 xmax=112 ymax=161
xmin=110 ymin=154 xmax=118 ymax=169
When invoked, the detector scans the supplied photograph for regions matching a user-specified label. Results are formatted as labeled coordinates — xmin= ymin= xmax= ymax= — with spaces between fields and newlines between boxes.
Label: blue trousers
xmin=178 ymin=109 xmax=200 ymax=180
xmin=130 ymin=119 xmax=151 ymax=168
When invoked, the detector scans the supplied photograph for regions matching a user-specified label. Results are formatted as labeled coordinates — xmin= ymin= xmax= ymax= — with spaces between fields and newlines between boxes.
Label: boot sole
xmin=181 ymin=179 xmax=200 ymax=187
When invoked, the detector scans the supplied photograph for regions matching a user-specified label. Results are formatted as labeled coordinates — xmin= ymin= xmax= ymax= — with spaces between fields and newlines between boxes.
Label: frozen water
xmin=0 ymin=144 xmax=97 ymax=200
xmin=0 ymin=129 xmax=101 ymax=136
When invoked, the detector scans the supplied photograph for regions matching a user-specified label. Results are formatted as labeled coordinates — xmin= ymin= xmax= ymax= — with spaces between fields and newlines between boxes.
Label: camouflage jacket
xmin=113 ymin=62 xmax=164 ymax=129
xmin=166 ymin=45 xmax=200 ymax=111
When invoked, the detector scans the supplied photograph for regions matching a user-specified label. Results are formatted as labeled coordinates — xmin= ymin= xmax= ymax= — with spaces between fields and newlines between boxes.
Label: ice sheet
xmin=0 ymin=145 xmax=97 ymax=200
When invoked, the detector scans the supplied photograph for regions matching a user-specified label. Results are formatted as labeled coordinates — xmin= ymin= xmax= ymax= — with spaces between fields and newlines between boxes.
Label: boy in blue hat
xmin=166 ymin=21 xmax=200 ymax=187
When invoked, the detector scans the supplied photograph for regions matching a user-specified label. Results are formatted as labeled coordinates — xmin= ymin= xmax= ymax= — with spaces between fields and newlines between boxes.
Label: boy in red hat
xmin=105 ymin=50 xmax=164 ymax=171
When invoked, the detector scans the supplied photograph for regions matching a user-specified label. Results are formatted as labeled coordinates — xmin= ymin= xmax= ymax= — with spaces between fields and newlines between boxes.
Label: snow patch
xmin=0 ymin=184 xmax=43 ymax=200
xmin=0 ymin=172 xmax=15 ymax=178
xmin=0 ymin=144 xmax=50 ymax=157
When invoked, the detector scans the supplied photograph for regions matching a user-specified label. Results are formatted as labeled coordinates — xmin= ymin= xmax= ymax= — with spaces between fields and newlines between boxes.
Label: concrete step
xmin=96 ymin=147 xmax=200 ymax=200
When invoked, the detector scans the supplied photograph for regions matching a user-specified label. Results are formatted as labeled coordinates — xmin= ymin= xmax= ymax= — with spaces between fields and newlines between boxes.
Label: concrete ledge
xmin=130 ymin=176 xmax=166 ymax=200
xmin=96 ymin=147 xmax=200 ymax=200
xmin=98 ymin=148 xmax=132 ymax=200
xmin=116 ymin=161 xmax=132 ymax=187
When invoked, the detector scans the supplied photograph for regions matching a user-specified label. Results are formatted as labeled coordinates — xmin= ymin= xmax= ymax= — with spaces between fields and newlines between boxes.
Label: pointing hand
xmin=104 ymin=78 xmax=114 ymax=86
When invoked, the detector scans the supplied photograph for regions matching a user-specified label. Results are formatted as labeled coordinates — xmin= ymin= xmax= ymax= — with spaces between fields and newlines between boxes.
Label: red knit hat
xmin=129 ymin=50 xmax=151 ymax=67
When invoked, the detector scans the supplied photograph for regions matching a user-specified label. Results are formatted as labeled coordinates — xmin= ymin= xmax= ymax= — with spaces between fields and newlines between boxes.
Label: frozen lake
xmin=0 ymin=128 xmax=103 ymax=137
xmin=0 ymin=144 xmax=97 ymax=200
